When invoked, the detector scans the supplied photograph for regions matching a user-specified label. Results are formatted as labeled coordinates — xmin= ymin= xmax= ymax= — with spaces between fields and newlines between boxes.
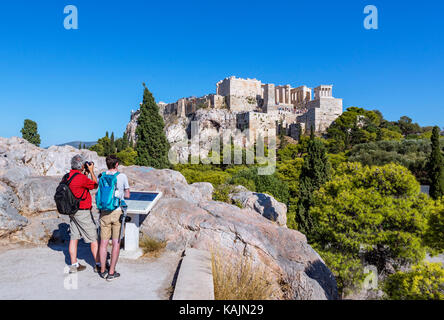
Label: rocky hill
xmin=126 ymin=108 xmax=244 ymax=162
xmin=0 ymin=137 xmax=338 ymax=300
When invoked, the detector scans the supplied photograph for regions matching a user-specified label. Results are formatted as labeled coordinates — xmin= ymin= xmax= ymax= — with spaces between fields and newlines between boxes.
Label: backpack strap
xmin=66 ymin=172 xmax=88 ymax=201
xmin=65 ymin=172 xmax=80 ymax=186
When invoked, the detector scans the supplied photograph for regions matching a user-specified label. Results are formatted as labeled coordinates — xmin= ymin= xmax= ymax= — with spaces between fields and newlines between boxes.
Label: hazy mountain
xmin=56 ymin=141 xmax=97 ymax=149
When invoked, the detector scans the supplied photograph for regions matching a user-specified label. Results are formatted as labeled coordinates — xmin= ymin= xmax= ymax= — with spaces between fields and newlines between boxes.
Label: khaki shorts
xmin=99 ymin=208 xmax=122 ymax=241
xmin=70 ymin=210 xmax=98 ymax=243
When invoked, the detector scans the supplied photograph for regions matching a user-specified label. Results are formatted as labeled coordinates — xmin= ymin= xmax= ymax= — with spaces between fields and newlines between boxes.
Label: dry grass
xmin=139 ymin=236 xmax=167 ymax=257
xmin=211 ymin=251 xmax=275 ymax=300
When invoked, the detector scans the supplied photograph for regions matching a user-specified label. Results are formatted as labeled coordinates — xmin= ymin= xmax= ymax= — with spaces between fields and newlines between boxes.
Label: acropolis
xmin=157 ymin=76 xmax=343 ymax=140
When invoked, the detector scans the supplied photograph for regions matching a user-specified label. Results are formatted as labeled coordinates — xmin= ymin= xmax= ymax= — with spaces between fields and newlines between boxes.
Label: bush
xmin=174 ymin=164 xmax=231 ymax=187
xmin=229 ymin=167 xmax=290 ymax=204
xmin=347 ymin=139 xmax=444 ymax=184
xmin=212 ymin=184 xmax=234 ymax=203
xmin=383 ymin=262 xmax=444 ymax=300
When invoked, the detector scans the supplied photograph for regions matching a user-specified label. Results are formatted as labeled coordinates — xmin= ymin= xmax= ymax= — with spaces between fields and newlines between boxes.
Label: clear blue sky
xmin=0 ymin=0 xmax=443 ymax=147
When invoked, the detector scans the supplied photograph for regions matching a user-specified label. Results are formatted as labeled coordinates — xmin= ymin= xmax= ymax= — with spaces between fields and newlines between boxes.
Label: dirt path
xmin=0 ymin=243 xmax=181 ymax=300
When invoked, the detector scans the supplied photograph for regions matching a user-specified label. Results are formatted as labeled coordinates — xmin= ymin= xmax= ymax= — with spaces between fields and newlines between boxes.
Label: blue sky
xmin=0 ymin=0 xmax=443 ymax=147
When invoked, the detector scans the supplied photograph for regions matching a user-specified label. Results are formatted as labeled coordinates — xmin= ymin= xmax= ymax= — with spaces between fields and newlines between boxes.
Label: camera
xmin=84 ymin=161 xmax=94 ymax=173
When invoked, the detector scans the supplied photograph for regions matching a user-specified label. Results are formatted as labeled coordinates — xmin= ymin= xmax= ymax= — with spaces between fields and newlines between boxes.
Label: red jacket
xmin=68 ymin=170 xmax=97 ymax=210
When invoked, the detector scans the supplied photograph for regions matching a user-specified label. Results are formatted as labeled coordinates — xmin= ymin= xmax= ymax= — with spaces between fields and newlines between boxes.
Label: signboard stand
xmin=119 ymin=191 xmax=163 ymax=260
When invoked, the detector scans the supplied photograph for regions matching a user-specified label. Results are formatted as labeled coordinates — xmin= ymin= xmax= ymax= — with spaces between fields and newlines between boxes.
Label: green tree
xmin=425 ymin=201 xmax=444 ymax=253
xmin=310 ymin=162 xmax=436 ymax=295
xmin=89 ymin=143 xmax=104 ymax=156
xmin=116 ymin=147 xmax=138 ymax=166
xmin=397 ymin=116 xmax=421 ymax=136
xmin=294 ymin=135 xmax=331 ymax=238
xmin=135 ymin=84 xmax=170 ymax=169
xmin=428 ymin=126 xmax=444 ymax=200
xmin=326 ymin=107 xmax=380 ymax=152
xmin=78 ymin=142 xmax=82 ymax=150
xmin=383 ymin=262 xmax=444 ymax=300
xmin=20 ymin=119 xmax=41 ymax=147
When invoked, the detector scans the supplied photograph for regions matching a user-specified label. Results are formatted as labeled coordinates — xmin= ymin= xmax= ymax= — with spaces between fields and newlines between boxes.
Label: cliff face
xmin=126 ymin=107 xmax=248 ymax=163
xmin=0 ymin=137 xmax=338 ymax=300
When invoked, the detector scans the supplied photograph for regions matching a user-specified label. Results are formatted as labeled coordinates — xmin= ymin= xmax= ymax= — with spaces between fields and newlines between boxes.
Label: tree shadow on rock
xmin=254 ymin=193 xmax=278 ymax=222
xmin=305 ymin=259 xmax=340 ymax=300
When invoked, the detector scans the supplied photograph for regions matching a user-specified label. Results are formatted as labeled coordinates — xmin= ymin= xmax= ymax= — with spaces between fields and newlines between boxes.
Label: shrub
xmin=383 ymin=262 xmax=444 ymax=300
xmin=229 ymin=167 xmax=290 ymax=204
xmin=347 ymin=139 xmax=444 ymax=184
xmin=177 ymin=166 xmax=230 ymax=187
xmin=212 ymin=184 xmax=234 ymax=203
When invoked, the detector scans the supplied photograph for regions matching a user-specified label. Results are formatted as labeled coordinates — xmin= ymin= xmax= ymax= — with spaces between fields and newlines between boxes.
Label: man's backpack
xmin=96 ymin=172 xmax=121 ymax=212
xmin=54 ymin=173 xmax=86 ymax=215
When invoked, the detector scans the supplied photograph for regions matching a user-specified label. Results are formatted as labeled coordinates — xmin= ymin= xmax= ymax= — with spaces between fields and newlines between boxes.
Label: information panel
xmin=125 ymin=191 xmax=163 ymax=215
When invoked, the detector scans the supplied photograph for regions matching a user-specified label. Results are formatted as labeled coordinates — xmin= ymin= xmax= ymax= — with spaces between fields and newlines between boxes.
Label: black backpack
xmin=54 ymin=173 xmax=86 ymax=215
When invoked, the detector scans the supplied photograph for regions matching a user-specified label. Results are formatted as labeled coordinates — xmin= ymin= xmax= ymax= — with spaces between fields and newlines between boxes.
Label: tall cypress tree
xmin=110 ymin=132 xmax=116 ymax=154
xmin=135 ymin=84 xmax=170 ymax=169
xmin=295 ymin=134 xmax=331 ymax=240
xmin=428 ymin=126 xmax=444 ymax=200
xmin=21 ymin=119 xmax=41 ymax=147
xmin=122 ymin=132 xmax=129 ymax=150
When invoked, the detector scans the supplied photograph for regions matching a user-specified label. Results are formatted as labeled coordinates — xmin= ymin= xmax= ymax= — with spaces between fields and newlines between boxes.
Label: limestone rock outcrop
xmin=127 ymin=108 xmax=240 ymax=163
xmin=0 ymin=182 xmax=28 ymax=237
xmin=229 ymin=189 xmax=287 ymax=227
xmin=0 ymin=137 xmax=106 ymax=176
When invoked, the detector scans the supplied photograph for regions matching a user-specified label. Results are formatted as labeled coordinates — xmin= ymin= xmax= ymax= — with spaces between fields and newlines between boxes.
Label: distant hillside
xmin=56 ymin=141 xmax=97 ymax=149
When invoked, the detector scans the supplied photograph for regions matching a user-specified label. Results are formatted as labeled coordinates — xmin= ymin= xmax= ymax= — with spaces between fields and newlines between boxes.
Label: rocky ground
xmin=0 ymin=137 xmax=339 ymax=300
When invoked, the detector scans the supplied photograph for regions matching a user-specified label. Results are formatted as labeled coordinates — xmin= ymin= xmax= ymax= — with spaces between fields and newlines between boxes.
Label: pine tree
xmin=295 ymin=134 xmax=331 ymax=240
xmin=20 ymin=119 xmax=41 ymax=147
xmin=135 ymin=84 xmax=170 ymax=168
xmin=428 ymin=126 xmax=444 ymax=200
xmin=78 ymin=142 xmax=82 ymax=150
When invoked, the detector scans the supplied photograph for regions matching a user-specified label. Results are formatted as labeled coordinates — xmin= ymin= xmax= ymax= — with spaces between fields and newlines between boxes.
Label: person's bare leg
xmin=99 ymin=240 xmax=109 ymax=273
xmin=69 ymin=239 xmax=78 ymax=265
xmin=108 ymin=239 xmax=120 ymax=275
xmin=90 ymin=241 xmax=99 ymax=263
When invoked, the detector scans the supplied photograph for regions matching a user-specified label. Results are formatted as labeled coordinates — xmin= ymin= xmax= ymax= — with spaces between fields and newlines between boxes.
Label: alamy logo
xmin=63 ymin=266 xmax=78 ymax=290
xmin=168 ymin=121 xmax=277 ymax=175
xmin=363 ymin=5 xmax=378 ymax=30
xmin=64 ymin=5 xmax=78 ymax=30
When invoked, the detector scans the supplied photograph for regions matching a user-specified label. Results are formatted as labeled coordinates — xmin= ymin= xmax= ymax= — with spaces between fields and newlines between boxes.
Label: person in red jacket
xmin=67 ymin=154 xmax=100 ymax=274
